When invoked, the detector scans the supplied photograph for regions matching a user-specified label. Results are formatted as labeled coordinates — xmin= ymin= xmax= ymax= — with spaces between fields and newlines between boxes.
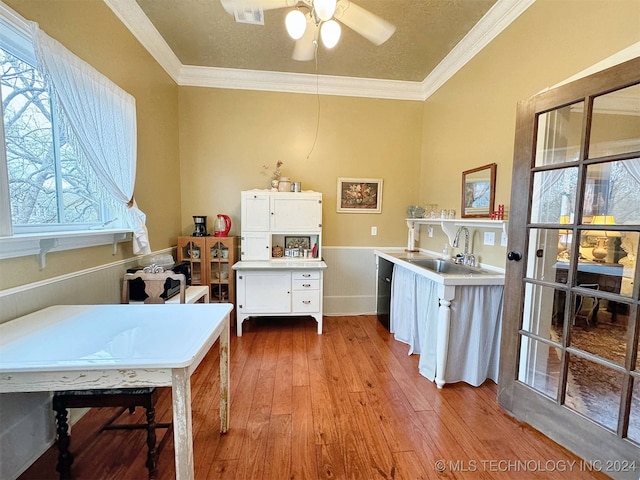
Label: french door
xmin=499 ymin=57 xmax=640 ymax=477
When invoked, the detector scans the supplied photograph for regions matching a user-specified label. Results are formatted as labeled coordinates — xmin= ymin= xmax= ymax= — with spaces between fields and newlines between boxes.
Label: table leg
xmin=220 ymin=313 xmax=230 ymax=433
xmin=171 ymin=367 xmax=194 ymax=480
xmin=435 ymin=298 xmax=451 ymax=389
xmin=435 ymin=285 xmax=455 ymax=389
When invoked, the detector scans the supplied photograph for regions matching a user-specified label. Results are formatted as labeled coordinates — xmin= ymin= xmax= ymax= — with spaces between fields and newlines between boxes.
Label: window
xmin=0 ymin=5 xmax=148 ymax=264
xmin=1 ymin=34 xmax=112 ymax=234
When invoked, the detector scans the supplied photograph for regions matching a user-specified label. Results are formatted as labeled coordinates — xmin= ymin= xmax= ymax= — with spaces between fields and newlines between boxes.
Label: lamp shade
xmin=320 ymin=19 xmax=341 ymax=48
xmin=584 ymin=215 xmax=621 ymax=237
xmin=592 ymin=215 xmax=616 ymax=225
xmin=314 ymin=0 xmax=337 ymax=21
xmin=285 ymin=10 xmax=307 ymax=40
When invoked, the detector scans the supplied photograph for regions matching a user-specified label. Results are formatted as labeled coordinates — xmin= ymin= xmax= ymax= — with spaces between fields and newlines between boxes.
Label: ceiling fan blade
xmin=220 ymin=0 xmax=297 ymax=16
xmin=292 ymin=17 xmax=318 ymax=61
xmin=334 ymin=0 xmax=395 ymax=46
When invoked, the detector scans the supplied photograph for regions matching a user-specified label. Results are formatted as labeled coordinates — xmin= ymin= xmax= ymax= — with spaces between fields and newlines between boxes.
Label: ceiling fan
xmin=220 ymin=0 xmax=396 ymax=61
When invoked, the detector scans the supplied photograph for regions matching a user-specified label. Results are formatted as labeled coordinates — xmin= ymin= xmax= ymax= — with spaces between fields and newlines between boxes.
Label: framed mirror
xmin=462 ymin=163 xmax=496 ymax=218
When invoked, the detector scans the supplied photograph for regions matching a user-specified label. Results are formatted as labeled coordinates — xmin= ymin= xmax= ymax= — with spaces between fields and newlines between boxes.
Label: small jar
xmin=278 ymin=177 xmax=291 ymax=192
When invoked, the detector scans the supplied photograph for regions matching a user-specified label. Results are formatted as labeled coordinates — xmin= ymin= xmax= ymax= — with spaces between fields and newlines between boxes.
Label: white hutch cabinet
xmin=233 ymin=190 xmax=327 ymax=336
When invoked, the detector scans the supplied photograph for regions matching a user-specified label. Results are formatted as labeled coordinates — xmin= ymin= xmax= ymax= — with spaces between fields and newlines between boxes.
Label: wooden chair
xmin=121 ymin=270 xmax=187 ymax=304
xmin=52 ymin=269 xmax=186 ymax=480
xmin=573 ymin=283 xmax=600 ymax=326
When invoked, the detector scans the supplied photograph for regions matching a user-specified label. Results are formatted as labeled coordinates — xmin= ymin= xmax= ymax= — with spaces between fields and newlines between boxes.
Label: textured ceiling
xmin=134 ymin=0 xmax=497 ymax=82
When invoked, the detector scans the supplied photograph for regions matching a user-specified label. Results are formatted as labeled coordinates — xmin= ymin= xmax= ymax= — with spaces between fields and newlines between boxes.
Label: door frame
xmin=498 ymin=57 xmax=640 ymax=471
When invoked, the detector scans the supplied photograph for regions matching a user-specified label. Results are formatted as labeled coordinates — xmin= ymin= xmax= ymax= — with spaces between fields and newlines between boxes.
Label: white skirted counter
xmin=375 ymin=250 xmax=505 ymax=388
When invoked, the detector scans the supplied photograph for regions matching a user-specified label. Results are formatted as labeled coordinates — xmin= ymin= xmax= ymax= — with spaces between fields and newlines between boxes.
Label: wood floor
xmin=20 ymin=315 xmax=610 ymax=480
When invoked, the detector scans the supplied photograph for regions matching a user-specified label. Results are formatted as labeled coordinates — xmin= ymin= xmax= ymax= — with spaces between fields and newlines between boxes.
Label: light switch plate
xmin=371 ymin=226 xmax=377 ymax=236
xmin=501 ymin=231 xmax=508 ymax=246
xmin=484 ymin=231 xmax=495 ymax=246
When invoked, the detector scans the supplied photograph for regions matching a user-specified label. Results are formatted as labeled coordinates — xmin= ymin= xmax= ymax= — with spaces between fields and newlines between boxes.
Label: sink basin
xmin=407 ymin=258 xmax=488 ymax=275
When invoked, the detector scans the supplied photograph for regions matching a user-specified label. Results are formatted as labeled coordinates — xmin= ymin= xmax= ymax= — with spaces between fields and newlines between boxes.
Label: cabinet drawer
xmin=292 ymin=271 xmax=320 ymax=281
xmin=293 ymin=278 xmax=319 ymax=290
xmin=292 ymin=291 xmax=320 ymax=312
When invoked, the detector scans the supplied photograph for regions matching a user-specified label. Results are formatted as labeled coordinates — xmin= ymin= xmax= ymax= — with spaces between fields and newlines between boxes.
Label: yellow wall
xmin=0 ymin=0 xmax=180 ymax=290
xmin=178 ymin=87 xmax=423 ymax=246
xmin=418 ymin=0 xmax=640 ymax=266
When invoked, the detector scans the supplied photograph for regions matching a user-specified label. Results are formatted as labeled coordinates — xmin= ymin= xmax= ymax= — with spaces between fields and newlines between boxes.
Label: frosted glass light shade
xmin=285 ymin=10 xmax=307 ymax=40
xmin=320 ymin=20 xmax=341 ymax=48
xmin=314 ymin=0 xmax=337 ymax=21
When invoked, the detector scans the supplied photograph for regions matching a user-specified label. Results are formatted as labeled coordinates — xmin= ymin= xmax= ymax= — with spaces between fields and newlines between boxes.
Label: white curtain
xmin=621 ymin=158 xmax=640 ymax=185
xmin=29 ymin=23 xmax=150 ymax=254
xmin=434 ymin=285 xmax=504 ymax=386
xmin=414 ymin=274 xmax=439 ymax=379
xmin=390 ymin=265 xmax=438 ymax=356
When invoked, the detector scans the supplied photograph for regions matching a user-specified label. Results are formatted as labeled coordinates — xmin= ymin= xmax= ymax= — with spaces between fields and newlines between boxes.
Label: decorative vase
xmin=592 ymin=237 xmax=608 ymax=262
xmin=270 ymin=179 xmax=279 ymax=191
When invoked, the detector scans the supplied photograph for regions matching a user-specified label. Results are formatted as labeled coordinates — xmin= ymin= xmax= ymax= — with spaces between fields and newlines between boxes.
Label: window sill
xmin=0 ymin=229 xmax=132 ymax=268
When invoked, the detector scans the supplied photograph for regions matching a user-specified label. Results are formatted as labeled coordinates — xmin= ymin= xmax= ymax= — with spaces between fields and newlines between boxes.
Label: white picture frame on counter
xmin=336 ymin=177 xmax=383 ymax=213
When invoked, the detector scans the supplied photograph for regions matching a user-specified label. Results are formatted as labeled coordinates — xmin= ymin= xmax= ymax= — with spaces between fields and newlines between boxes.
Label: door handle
xmin=507 ymin=251 xmax=522 ymax=261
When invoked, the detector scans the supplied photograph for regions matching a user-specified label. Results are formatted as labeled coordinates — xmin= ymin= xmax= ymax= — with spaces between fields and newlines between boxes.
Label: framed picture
xmin=462 ymin=163 xmax=496 ymax=218
xmin=336 ymin=178 xmax=383 ymax=213
xmin=284 ymin=236 xmax=311 ymax=249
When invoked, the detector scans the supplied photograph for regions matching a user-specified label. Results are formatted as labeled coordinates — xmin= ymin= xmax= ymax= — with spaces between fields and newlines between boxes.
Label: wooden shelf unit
xmin=177 ymin=236 xmax=239 ymax=309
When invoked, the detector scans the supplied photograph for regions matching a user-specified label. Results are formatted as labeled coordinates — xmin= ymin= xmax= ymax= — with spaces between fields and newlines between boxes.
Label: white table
xmin=0 ymin=303 xmax=232 ymax=480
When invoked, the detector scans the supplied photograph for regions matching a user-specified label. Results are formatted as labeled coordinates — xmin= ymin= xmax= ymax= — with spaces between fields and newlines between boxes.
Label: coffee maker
xmin=192 ymin=215 xmax=208 ymax=236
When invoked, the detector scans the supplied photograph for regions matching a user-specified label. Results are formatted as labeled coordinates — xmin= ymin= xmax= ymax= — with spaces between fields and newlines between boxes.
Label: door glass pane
xmin=564 ymin=355 xmax=623 ymax=432
xmin=569 ymin=294 xmax=628 ymax=366
xmin=535 ymin=103 xmax=584 ymax=166
xmin=583 ymin=159 xmax=640 ymax=224
xmin=518 ymin=335 xmax=561 ymax=400
xmin=629 ymin=378 xmax=640 ymax=444
xmin=522 ymin=283 xmax=564 ymax=340
xmin=589 ymin=84 xmax=640 ymax=158
xmin=531 ymin=167 xmax=578 ymax=223
xmin=526 ymin=228 xmax=573 ymax=280
xmin=577 ymin=231 xmax=635 ymax=298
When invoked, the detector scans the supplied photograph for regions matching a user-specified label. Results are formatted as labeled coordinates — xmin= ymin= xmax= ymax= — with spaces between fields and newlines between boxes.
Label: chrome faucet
xmin=453 ymin=226 xmax=470 ymax=253
xmin=453 ymin=227 xmax=476 ymax=266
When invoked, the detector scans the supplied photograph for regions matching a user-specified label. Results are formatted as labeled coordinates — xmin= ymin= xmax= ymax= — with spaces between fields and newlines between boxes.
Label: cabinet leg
xmin=237 ymin=316 xmax=244 ymax=337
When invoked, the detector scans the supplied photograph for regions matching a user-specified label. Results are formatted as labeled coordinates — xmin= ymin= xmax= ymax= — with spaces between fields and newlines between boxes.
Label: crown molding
xmin=104 ymin=0 xmax=535 ymax=101
xmin=104 ymin=0 xmax=182 ymax=83
xmin=421 ymin=0 xmax=536 ymax=100
xmin=180 ymin=66 xmax=425 ymax=100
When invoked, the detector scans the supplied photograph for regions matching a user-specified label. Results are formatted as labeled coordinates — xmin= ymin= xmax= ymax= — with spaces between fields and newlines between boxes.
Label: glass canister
xmin=278 ymin=177 xmax=291 ymax=192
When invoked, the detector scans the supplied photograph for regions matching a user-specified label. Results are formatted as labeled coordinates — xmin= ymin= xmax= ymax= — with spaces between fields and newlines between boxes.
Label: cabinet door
xmin=271 ymin=195 xmax=321 ymax=232
xmin=177 ymin=236 xmax=206 ymax=285
xmin=237 ymin=271 xmax=291 ymax=313
xmin=241 ymin=232 xmax=270 ymax=261
xmin=242 ymin=192 xmax=270 ymax=231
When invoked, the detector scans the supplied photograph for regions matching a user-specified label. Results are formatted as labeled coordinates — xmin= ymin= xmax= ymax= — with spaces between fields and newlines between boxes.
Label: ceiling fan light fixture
xmin=285 ymin=9 xmax=307 ymax=40
xmin=320 ymin=19 xmax=341 ymax=49
xmin=314 ymin=0 xmax=337 ymax=22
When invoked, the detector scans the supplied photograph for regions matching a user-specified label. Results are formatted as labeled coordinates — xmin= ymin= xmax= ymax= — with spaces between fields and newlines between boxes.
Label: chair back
xmin=122 ymin=270 xmax=186 ymax=304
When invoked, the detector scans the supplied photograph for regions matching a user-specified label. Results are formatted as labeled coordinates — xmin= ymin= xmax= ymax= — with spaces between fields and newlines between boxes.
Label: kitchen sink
xmin=407 ymin=258 xmax=489 ymax=275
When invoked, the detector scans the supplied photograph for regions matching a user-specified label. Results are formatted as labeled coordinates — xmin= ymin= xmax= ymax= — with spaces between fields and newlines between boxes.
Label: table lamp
xmin=584 ymin=215 xmax=620 ymax=262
